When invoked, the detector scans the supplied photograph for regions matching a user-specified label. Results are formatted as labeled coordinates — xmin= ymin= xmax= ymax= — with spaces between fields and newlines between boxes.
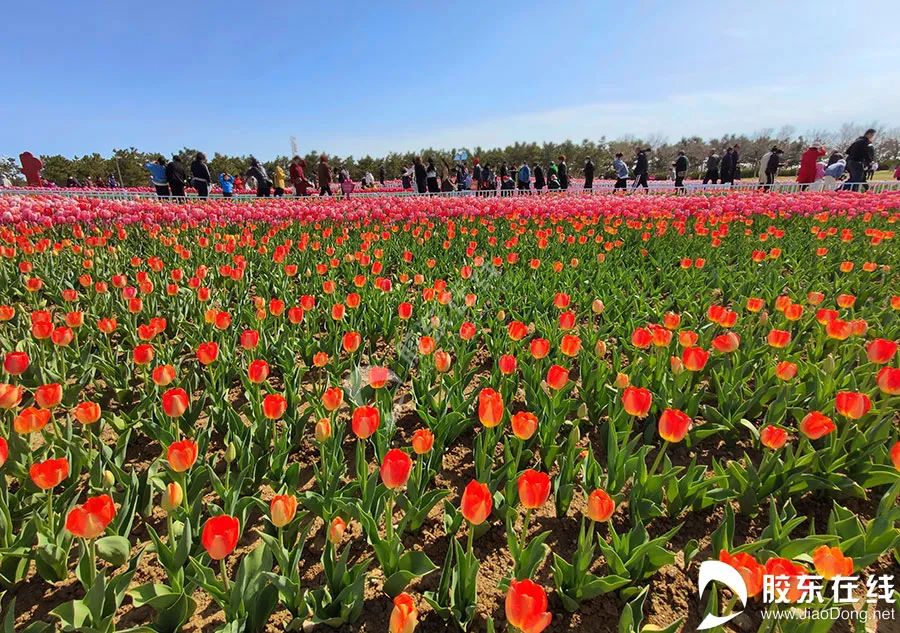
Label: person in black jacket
xmin=190 ymin=152 xmax=212 ymax=198
xmin=765 ymin=149 xmax=783 ymax=187
xmin=673 ymin=150 xmax=689 ymax=191
xmin=245 ymin=158 xmax=271 ymax=197
xmin=583 ymin=157 xmax=595 ymax=191
xmin=632 ymin=148 xmax=650 ymax=190
xmin=558 ymin=155 xmax=569 ymax=189
xmin=720 ymin=147 xmax=734 ymax=184
xmin=729 ymin=144 xmax=741 ymax=182
xmin=533 ymin=162 xmax=545 ymax=192
xmin=844 ymin=129 xmax=876 ymax=191
xmin=413 ymin=156 xmax=427 ymax=194
xmin=378 ymin=164 xmax=385 ymax=185
xmin=702 ymin=150 xmax=720 ymax=184
xmin=165 ymin=156 xmax=188 ymax=198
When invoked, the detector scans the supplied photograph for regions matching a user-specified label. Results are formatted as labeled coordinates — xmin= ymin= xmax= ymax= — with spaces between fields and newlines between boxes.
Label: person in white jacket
xmin=758 ymin=149 xmax=773 ymax=188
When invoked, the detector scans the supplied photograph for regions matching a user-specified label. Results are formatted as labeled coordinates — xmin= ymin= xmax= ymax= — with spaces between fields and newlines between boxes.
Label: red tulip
xmin=0 ymin=436 xmax=7 ymax=467
xmin=73 ymin=401 xmax=101 ymax=425
xmin=682 ymin=346 xmax=709 ymax=371
xmin=460 ymin=479 xmax=492 ymax=525
xmin=891 ymin=441 xmax=900 ymax=471
xmin=201 ymin=514 xmax=240 ymax=560
xmin=529 ymin=338 xmax=550 ymax=359
xmin=196 ymin=342 xmax=219 ymax=365
xmin=380 ymin=448 xmax=413 ymax=489
xmin=133 ymin=343 xmax=154 ymax=365
xmin=621 ymin=386 xmax=652 ymax=418
xmin=658 ymin=408 xmax=692 ymax=442
xmin=546 ymin=364 xmax=569 ymax=390
xmin=4 ymin=351 xmax=29 ymax=375
xmin=866 ymin=338 xmax=897 ymax=364
xmin=0 ymin=383 xmax=22 ymax=409
xmin=498 ymin=354 xmax=518 ymax=375
xmin=342 ymin=331 xmax=361 ymax=352
xmin=262 ymin=393 xmax=287 ymax=420
xmin=719 ymin=550 xmax=764 ymax=598
xmin=162 ymin=387 xmax=189 ymax=417
xmin=559 ymin=334 xmax=581 ymax=357
xmin=369 ymin=366 xmax=389 ymax=389
xmin=389 ymin=592 xmax=418 ymax=633
xmin=775 ymin=361 xmax=797 ymax=381
xmin=247 ymin=359 xmax=270 ymax=383
xmin=167 ymin=439 xmax=199 ymax=472
xmin=152 ymin=364 xmax=176 ymax=386
xmin=505 ymin=579 xmax=552 ymax=633
xmin=767 ymin=329 xmax=791 ymax=349
xmin=508 ymin=321 xmax=528 ymax=341
xmin=763 ymin=558 xmax=807 ymax=603
xmin=876 ymin=366 xmax=900 ymax=395
xmin=834 ymin=391 xmax=871 ymax=419
xmin=65 ymin=494 xmax=116 ymax=539
xmin=351 ymin=405 xmax=380 ymax=439
xmin=240 ymin=329 xmax=259 ymax=349
xmin=30 ymin=457 xmax=69 ymax=489
xmin=760 ymin=425 xmax=788 ymax=449
xmin=712 ymin=332 xmax=740 ymax=353
xmin=586 ymin=489 xmax=615 ymax=522
xmin=631 ymin=327 xmax=652 ymax=349
xmin=459 ymin=321 xmax=476 ymax=341
xmin=35 ymin=383 xmax=62 ymax=409
xmin=322 ymin=386 xmax=343 ymax=411
xmin=517 ymin=469 xmax=551 ymax=509
xmin=799 ymin=411 xmax=835 ymax=439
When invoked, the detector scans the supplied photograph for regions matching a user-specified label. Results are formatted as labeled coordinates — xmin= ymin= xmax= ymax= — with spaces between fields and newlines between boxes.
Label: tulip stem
xmin=518 ymin=509 xmax=532 ymax=556
xmin=466 ymin=521 xmax=475 ymax=556
xmin=87 ymin=538 xmax=97 ymax=586
xmin=647 ymin=441 xmax=670 ymax=479
xmin=385 ymin=493 xmax=395 ymax=543
xmin=219 ymin=559 xmax=230 ymax=592
xmin=47 ymin=489 xmax=54 ymax=535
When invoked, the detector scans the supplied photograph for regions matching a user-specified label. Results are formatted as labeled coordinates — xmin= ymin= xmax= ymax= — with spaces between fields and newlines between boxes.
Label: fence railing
xmin=2 ymin=180 xmax=898 ymax=202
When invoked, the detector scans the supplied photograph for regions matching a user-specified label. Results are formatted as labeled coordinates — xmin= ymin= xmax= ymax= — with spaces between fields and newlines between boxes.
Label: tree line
xmin=3 ymin=122 xmax=897 ymax=187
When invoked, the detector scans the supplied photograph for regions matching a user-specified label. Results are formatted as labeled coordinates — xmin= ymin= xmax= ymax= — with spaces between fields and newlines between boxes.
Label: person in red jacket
xmin=797 ymin=143 xmax=826 ymax=187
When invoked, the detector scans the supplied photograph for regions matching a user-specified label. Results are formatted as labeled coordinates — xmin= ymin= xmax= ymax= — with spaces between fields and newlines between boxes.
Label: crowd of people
xmin=46 ymin=127 xmax=887 ymax=199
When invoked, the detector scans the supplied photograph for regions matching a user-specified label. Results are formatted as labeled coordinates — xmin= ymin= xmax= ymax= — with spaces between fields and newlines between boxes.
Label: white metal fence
xmin=1 ymin=180 xmax=899 ymax=202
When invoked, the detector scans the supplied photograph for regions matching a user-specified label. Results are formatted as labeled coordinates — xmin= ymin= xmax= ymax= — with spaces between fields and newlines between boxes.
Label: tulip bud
xmin=591 ymin=299 xmax=605 ymax=314
xmin=759 ymin=311 xmax=769 ymax=326
xmin=576 ymin=403 xmax=588 ymax=420
xmin=568 ymin=424 xmax=581 ymax=445
xmin=670 ymin=356 xmax=684 ymax=375
xmin=430 ymin=316 xmax=441 ymax=330
xmin=162 ymin=481 xmax=183 ymax=513
xmin=224 ymin=442 xmax=237 ymax=463
xmin=822 ymin=354 xmax=836 ymax=376
xmin=328 ymin=516 xmax=346 ymax=545
xmin=315 ymin=417 xmax=332 ymax=442
xmin=103 ymin=470 xmax=115 ymax=487
xmin=615 ymin=372 xmax=630 ymax=389
xmin=594 ymin=339 xmax=607 ymax=356
xmin=496 ymin=310 xmax=506 ymax=321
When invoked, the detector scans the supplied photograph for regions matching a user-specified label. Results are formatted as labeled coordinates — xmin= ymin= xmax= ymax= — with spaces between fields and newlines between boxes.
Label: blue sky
xmin=2 ymin=0 xmax=899 ymax=159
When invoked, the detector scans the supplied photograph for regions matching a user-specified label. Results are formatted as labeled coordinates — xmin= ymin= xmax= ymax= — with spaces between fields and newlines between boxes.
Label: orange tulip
xmin=65 ymin=494 xmax=116 ymax=539
xmin=478 ymin=388 xmax=504 ymax=427
xmin=508 ymin=321 xmax=528 ymax=341
xmin=161 ymin=481 xmax=183 ymax=513
xmin=719 ymin=550 xmax=764 ymax=597
xmin=240 ymin=329 xmax=259 ymax=349
xmin=0 ymin=383 xmax=23 ymax=409
xmin=517 ymin=469 xmax=551 ymax=509
xmin=13 ymin=406 xmax=50 ymax=433
xmin=196 ymin=342 xmax=219 ymax=365
xmin=631 ymin=327 xmax=652 ymax=349
xmin=434 ymin=350 xmax=451 ymax=372
xmin=763 ymin=558 xmax=807 ymax=602
xmin=621 ymin=386 xmax=652 ymax=418
xmin=314 ymin=417 xmax=332 ymax=442
xmin=799 ymin=411 xmax=835 ymax=439
xmin=767 ymin=329 xmax=791 ymax=349
xmin=30 ymin=456 xmax=69 ymax=489
xmin=682 ymin=347 xmax=709 ymax=371
xmin=201 ymin=514 xmax=240 ymax=560
xmin=380 ymin=448 xmax=413 ymax=490
xmin=342 ymin=331 xmax=361 ymax=352
xmin=162 ymin=387 xmax=189 ymax=418
xmin=152 ymin=364 xmax=176 ymax=386
xmin=760 ymin=425 xmax=788 ymax=449
xmin=459 ymin=321 xmax=476 ymax=341
xmin=812 ymin=546 xmax=853 ymax=580
xmin=834 ymin=391 xmax=871 ymax=420
xmin=328 ymin=516 xmax=346 ymax=545
xmin=511 ymin=411 xmax=538 ymax=440
xmin=529 ymin=338 xmax=550 ymax=359
xmin=658 ymin=408 xmax=692 ymax=442
xmin=559 ymin=334 xmax=581 ymax=357
xmin=411 ymin=428 xmax=434 ymax=454
xmin=351 ymin=405 xmax=380 ymax=439
xmin=35 ymin=383 xmax=62 ymax=409
xmin=247 ymin=359 xmax=270 ymax=384
xmin=586 ymin=489 xmax=615 ymax=522
xmin=322 ymin=387 xmax=343 ymax=412
xmin=270 ymin=494 xmax=298 ymax=528
xmin=460 ymin=479 xmax=492 ymax=525
xmin=876 ymin=367 xmax=899 ymax=395
xmin=73 ymin=401 xmax=101 ymax=425
xmin=505 ymin=579 xmax=552 ymax=633
xmin=389 ymin=592 xmax=418 ymax=633
xmin=167 ymin=439 xmax=199 ymax=472
xmin=712 ymin=332 xmax=740 ymax=353
xmin=369 ymin=366 xmax=389 ymax=389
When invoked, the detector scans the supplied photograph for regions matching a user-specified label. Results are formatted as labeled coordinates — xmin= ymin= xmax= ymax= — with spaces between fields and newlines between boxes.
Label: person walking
xmin=517 ymin=161 xmax=531 ymax=193
xmin=720 ymin=147 xmax=734 ymax=185
xmin=246 ymin=158 xmax=271 ymax=197
xmin=797 ymin=142 xmax=826 ymax=189
xmin=290 ymin=157 xmax=309 ymax=196
xmin=190 ymin=152 xmax=212 ymax=198
xmin=426 ymin=158 xmax=439 ymax=193
xmin=272 ymin=163 xmax=286 ymax=197
xmin=673 ymin=150 xmax=688 ymax=192
xmin=558 ymin=155 xmax=569 ymax=190
xmin=764 ymin=148 xmax=783 ymax=188
xmin=758 ymin=147 xmax=773 ymax=189
xmin=317 ymin=155 xmax=332 ymax=196
xmin=533 ymin=161 xmax=545 ymax=192
xmin=218 ymin=172 xmax=235 ymax=198
xmin=165 ymin=155 xmax=188 ymax=198
xmin=702 ymin=150 xmax=720 ymax=184
xmin=613 ymin=153 xmax=629 ymax=191
xmin=413 ymin=156 xmax=427 ymax=194
xmin=845 ymin=129 xmax=876 ymax=191
xmin=145 ymin=156 xmax=169 ymax=197
xmin=632 ymin=148 xmax=649 ymax=191
xmin=583 ymin=156 xmax=595 ymax=191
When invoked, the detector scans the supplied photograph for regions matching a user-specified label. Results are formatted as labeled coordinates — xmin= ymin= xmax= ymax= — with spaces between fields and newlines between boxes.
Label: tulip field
xmin=0 ymin=190 xmax=898 ymax=633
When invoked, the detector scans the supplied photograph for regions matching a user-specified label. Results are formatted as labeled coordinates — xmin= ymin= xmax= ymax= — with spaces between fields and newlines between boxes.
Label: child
xmin=218 ymin=172 xmax=235 ymax=198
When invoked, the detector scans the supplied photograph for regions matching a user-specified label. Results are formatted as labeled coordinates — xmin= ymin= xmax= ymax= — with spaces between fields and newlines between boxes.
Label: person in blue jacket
xmin=218 ymin=172 xmax=235 ymax=198
xmin=145 ymin=157 xmax=169 ymax=197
